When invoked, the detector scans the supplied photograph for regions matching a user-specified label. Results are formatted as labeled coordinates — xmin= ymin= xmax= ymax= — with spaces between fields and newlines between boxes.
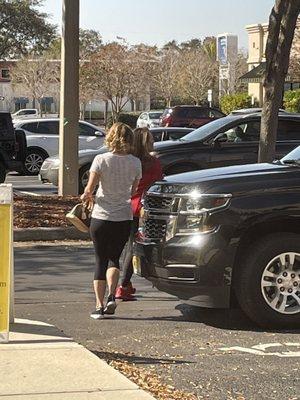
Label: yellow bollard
xmin=0 ymin=185 xmax=13 ymax=343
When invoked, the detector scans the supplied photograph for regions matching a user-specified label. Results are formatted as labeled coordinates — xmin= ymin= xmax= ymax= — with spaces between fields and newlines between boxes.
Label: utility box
xmin=0 ymin=184 xmax=13 ymax=343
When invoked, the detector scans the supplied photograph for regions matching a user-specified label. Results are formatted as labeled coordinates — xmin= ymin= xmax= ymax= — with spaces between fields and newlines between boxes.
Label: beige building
xmin=242 ymin=21 xmax=300 ymax=105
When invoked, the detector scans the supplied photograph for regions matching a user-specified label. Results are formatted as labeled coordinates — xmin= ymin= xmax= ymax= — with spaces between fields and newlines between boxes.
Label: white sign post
xmin=207 ymin=89 xmax=213 ymax=107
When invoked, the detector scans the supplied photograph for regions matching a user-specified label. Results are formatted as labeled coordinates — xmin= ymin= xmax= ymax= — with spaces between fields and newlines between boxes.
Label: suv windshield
xmin=281 ymin=146 xmax=300 ymax=163
xmin=180 ymin=116 xmax=238 ymax=142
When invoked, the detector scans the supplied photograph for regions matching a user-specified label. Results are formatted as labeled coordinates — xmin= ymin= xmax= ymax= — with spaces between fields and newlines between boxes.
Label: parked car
xmin=153 ymin=112 xmax=300 ymax=175
xmin=160 ymin=105 xmax=225 ymax=128
xmin=0 ymin=112 xmax=27 ymax=182
xmin=230 ymin=107 xmax=287 ymax=115
xmin=40 ymin=127 xmax=192 ymax=193
xmin=133 ymin=146 xmax=300 ymax=328
xmin=136 ymin=111 xmax=164 ymax=128
xmin=14 ymin=118 xmax=105 ymax=175
xmin=12 ymin=109 xmax=38 ymax=120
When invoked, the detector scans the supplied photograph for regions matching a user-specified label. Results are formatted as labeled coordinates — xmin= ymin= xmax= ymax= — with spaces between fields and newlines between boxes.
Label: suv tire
xmin=79 ymin=164 xmax=90 ymax=194
xmin=23 ymin=148 xmax=48 ymax=176
xmin=235 ymin=233 xmax=300 ymax=329
xmin=0 ymin=162 xmax=6 ymax=183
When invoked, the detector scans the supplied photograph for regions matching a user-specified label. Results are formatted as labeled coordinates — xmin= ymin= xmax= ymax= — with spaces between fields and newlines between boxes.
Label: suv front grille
xmin=144 ymin=218 xmax=167 ymax=240
xmin=144 ymin=195 xmax=173 ymax=211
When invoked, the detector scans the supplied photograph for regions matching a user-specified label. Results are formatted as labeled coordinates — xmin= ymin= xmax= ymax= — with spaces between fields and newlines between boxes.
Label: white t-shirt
xmin=90 ymin=152 xmax=142 ymax=221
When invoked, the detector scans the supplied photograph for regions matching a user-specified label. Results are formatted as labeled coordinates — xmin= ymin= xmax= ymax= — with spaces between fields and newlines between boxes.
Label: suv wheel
xmin=235 ymin=233 xmax=300 ymax=328
xmin=79 ymin=165 xmax=90 ymax=194
xmin=0 ymin=162 xmax=6 ymax=183
xmin=24 ymin=149 xmax=47 ymax=176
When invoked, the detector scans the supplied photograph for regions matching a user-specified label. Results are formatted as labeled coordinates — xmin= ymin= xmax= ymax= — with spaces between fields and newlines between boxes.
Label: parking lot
xmin=6 ymin=173 xmax=57 ymax=196
xmin=15 ymin=243 xmax=300 ymax=400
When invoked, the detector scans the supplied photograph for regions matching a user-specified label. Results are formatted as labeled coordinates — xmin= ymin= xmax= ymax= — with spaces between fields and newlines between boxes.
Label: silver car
xmin=136 ymin=110 xmax=164 ymax=128
xmin=40 ymin=127 xmax=194 ymax=193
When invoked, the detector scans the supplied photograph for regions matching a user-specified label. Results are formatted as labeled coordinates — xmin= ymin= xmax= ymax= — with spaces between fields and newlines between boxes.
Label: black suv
xmin=134 ymin=146 xmax=300 ymax=328
xmin=154 ymin=112 xmax=300 ymax=175
xmin=0 ymin=112 xmax=26 ymax=182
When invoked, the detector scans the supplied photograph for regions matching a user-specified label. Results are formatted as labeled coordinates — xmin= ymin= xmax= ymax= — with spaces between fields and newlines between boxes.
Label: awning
xmin=240 ymin=62 xmax=293 ymax=83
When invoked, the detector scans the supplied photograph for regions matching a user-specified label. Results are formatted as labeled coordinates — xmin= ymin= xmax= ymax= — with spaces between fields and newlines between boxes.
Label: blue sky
xmin=42 ymin=0 xmax=275 ymax=50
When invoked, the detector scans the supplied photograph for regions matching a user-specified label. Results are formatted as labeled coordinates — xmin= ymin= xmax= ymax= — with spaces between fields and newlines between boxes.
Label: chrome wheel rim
xmin=81 ymin=170 xmax=89 ymax=188
xmin=25 ymin=153 xmax=44 ymax=173
xmin=261 ymin=252 xmax=300 ymax=315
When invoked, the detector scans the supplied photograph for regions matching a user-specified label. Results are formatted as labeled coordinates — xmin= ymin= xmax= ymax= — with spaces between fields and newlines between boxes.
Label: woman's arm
xmin=80 ymin=171 xmax=99 ymax=208
xmin=131 ymin=178 xmax=140 ymax=197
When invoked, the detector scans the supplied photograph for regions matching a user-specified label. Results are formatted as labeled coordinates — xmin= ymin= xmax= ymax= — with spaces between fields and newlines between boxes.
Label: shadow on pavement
xmin=93 ymin=350 xmax=194 ymax=366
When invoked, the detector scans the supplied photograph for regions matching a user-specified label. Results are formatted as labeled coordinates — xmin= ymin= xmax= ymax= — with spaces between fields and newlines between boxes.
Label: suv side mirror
xmin=95 ymin=130 xmax=104 ymax=137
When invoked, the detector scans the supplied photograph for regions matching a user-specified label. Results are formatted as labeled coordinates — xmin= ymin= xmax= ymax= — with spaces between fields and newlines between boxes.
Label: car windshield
xmin=179 ymin=116 xmax=237 ymax=142
xmin=149 ymin=112 xmax=163 ymax=119
xmin=280 ymin=146 xmax=300 ymax=163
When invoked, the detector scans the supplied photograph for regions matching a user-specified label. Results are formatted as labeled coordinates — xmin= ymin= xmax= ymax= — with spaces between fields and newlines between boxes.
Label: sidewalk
xmin=0 ymin=319 xmax=155 ymax=400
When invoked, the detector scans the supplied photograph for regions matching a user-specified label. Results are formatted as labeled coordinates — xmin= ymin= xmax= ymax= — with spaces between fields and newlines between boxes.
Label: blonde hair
xmin=132 ymin=127 xmax=155 ymax=171
xmin=105 ymin=123 xmax=133 ymax=153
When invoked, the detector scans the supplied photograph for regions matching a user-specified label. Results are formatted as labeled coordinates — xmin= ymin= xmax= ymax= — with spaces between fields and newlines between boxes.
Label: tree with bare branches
xmin=11 ymin=56 xmax=60 ymax=116
xmin=177 ymin=49 xmax=218 ymax=105
xmin=259 ymin=1 xmax=300 ymax=162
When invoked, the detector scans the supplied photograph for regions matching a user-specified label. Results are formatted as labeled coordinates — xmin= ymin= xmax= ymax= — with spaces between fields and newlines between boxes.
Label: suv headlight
xmin=178 ymin=193 xmax=231 ymax=234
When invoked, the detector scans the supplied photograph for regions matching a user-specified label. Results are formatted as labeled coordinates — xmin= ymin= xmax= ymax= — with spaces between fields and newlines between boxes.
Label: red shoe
xmin=115 ymin=285 xmax=136 ymax=301
xmin=127 ymin=282 xmax=136 ymax=295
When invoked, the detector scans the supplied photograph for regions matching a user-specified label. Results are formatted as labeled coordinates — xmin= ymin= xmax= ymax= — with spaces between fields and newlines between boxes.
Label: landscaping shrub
xmin=220 ymin=93 xmax=252 ymax=115
xmin=283 ymin=89 xmax=300 ymax=113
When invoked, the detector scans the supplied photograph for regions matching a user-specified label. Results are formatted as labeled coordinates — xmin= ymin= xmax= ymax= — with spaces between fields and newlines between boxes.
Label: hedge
xmin=283 ymin=89 xmax=300 ymax=113
xmin=106 ymin=112 xmax=141 ymax=129
xmin=220 ymin=93 xmax=252 ymax=115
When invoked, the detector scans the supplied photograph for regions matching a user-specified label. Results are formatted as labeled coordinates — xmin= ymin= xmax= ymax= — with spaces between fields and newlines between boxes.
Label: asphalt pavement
xmin=14 ymin=242 xmax=300 ymax=400
xmin=5 ymin=173 xmax=57 ymax=196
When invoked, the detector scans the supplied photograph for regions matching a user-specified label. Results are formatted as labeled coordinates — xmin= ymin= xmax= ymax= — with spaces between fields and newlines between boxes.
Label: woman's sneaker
xmin=90 ymin=307 xmax=104 ymax=320
xmin=104 ymin=294 xmax=117 ymax=315
xmin=115 ymin=286 xmax=136 ymax=301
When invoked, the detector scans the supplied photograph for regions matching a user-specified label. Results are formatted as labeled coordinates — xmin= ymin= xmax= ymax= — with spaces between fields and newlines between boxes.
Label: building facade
xmin=244 ymin=21 xmax=300 ymax=106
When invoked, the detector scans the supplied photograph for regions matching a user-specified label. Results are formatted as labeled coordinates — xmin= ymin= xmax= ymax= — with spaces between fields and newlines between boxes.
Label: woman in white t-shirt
xmin=81 ymin=123 xmax=142 ymax=319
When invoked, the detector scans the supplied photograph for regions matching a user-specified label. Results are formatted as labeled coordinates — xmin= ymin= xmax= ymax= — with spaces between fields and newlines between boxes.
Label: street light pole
xmin=59 ymin=0 xmax=80 ymax=196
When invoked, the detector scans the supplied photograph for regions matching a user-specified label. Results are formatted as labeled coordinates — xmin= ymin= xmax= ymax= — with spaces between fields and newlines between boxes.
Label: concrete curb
xmin=14 ymin=227 xmax=90 ymax=242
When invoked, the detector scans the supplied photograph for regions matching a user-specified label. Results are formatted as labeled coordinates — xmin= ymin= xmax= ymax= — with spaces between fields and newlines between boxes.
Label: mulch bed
xmin=14 ymin=195 xmax=78 ymax=228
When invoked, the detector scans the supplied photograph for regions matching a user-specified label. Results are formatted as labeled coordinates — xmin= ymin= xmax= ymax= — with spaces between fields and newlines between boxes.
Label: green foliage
xmin=283 ymin=89 xmax=300 ymax=112
xmin=106 ymin=112 xmax=140 ymax=129
xmin=220 ymin=93 xmax=252 ymax=114
xmin=0 ymin=0 xmax=56 ymax=59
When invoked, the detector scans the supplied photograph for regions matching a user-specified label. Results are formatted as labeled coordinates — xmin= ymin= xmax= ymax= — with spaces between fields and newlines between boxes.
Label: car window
xmin=209 ymin=109 xmax=224 ymax=118
xmin=24 ymin=110 xmax=36 ymax=115
xmin=151 ymin=131 xmax=163 ymax=142
xmin=168 ymin=131 xmax=187 ymax=140
xmin=21 ymin=122 xmax=39 ymax=133
xmin=37 ymin=121 xmax=59 ymax=135
xmin=79 ymin=122 xmax=96 ymax=136
xmin=149 ymin=112 xmax=162 ymax=120
xmin=277 ymin=120 xmax=300 ymax=140
xmin=218 ymin=120 xmax=260 ymax=142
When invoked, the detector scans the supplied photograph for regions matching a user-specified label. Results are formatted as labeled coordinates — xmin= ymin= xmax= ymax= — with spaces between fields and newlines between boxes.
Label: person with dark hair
xmin=116 ymin=127 xmax=163 ymax=301
xmin=81 ymin=123 xmax=142 ymax=319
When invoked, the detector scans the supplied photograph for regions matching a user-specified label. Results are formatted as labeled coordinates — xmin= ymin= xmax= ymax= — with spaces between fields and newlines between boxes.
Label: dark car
xmin=160 ymin=105 xmax=225 ymax=128
xmin=153 ymin=112 xmax=300 ymax=175
xmin=133 ymin=146 xmax=300 ymax=329
xmin=0 ymin=112 xmax=26 ymax=183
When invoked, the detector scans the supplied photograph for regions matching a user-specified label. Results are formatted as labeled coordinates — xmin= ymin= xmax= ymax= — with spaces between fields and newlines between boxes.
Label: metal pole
xmin=59 ymin=0 xmax=80 ymax=196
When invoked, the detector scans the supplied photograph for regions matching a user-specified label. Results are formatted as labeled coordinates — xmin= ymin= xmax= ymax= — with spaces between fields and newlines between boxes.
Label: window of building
xmin=1 ymin=69 xmax=10 ymax=79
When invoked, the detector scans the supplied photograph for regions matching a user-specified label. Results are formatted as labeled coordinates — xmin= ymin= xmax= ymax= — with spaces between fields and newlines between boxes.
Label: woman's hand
xmin=80 ymin=190 xmax=94 ymax=211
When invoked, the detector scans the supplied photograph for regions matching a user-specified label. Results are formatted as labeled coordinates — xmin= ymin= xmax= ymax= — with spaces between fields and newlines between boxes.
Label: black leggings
xmin=121 ymin=217 xmax=139 ymax=287
xmin=90 ymin=218 xmax=131 ymax=280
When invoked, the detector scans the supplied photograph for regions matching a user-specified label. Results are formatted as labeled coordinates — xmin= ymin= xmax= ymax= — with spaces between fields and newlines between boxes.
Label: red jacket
xmin=131 ymin=157 xmax=163 ymax=217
